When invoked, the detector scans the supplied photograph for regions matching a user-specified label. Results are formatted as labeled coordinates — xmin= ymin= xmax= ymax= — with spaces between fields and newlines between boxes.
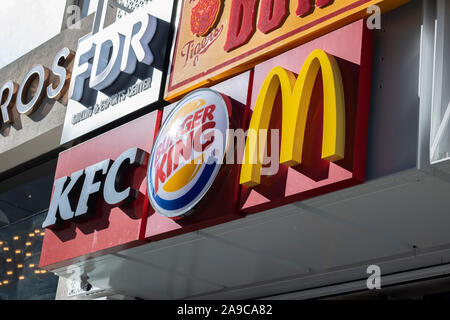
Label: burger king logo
xmin=147 ymin=89 xmax=231 ymax=219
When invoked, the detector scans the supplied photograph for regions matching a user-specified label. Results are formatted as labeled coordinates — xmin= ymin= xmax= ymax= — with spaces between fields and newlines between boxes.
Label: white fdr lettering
xmin=68 ymin=37 xmax=95 ymax=102
xmin=121 ymin=12 xmax=157 ymax=74
xmin=68 ymin=11 xmax=158 ymax=102
xmin=90 ymin=32 xmax=125 ymax=91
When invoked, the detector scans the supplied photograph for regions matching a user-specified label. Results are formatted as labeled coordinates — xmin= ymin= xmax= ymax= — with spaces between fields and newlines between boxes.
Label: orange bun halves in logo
xmin=148 ymin=89 xmax=231 ymax=219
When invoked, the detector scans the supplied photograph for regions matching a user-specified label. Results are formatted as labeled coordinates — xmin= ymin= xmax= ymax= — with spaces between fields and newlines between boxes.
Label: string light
xmin=0 ymin=229 xmax=51 ymax=286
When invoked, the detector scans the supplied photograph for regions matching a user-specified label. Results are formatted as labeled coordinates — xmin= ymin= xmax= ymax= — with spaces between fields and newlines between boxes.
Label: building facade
xmin=1 ymin=0 xmax=450 ymax=300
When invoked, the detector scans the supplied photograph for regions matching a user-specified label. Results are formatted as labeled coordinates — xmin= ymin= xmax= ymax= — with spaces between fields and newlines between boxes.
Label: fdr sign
xmin=61 ymin=1 xmax=174 ymax=144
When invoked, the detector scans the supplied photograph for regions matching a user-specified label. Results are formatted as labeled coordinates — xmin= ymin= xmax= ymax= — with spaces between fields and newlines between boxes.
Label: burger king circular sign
xmin=147 ymin=89 xmax=231 ymax=219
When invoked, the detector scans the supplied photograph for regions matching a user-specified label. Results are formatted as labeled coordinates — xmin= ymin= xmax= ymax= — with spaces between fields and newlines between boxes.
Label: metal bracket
xmin=430 ymin=0 xmax=449 ymax=163
xmin=108 ymin=0 xmax=133 ymax=13
xmin=431 ymin=101 xmax=450 ymax=160
xmin=92 ymin=0 xmax=133 ymax=35
xmin=417 ymin=0 xmax=436 ymax=171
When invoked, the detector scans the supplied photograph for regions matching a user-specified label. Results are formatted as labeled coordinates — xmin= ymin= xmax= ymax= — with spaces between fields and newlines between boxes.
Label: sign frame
xmin=165 ymin=0 xmax=408 ymax=101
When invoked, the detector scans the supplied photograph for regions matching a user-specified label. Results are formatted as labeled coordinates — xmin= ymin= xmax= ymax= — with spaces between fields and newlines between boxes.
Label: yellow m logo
xmin=240 ymin=49 xmax=346 ymax=187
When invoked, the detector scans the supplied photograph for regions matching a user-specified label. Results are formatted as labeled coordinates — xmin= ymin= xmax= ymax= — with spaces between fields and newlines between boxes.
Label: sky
xmin=0 ymin=0 xmax=67 ymax=69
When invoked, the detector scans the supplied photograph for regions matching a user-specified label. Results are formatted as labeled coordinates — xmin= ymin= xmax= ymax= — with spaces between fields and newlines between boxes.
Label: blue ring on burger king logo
xmin=147 ymin=89 xmax=230 ymax=219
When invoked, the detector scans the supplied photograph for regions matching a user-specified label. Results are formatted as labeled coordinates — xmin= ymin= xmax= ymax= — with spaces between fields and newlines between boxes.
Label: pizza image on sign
xmin=190 ymin=0 xmax=223 ymax=36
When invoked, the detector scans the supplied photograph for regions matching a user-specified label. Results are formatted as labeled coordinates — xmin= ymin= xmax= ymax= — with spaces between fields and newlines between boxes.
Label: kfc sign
xmin=42 ymin=148 xmax=147 ymax=228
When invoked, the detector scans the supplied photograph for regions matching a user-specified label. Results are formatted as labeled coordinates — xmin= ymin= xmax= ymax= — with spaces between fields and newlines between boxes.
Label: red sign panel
xmin=240 ymin=20 xmax=373 ymax=213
